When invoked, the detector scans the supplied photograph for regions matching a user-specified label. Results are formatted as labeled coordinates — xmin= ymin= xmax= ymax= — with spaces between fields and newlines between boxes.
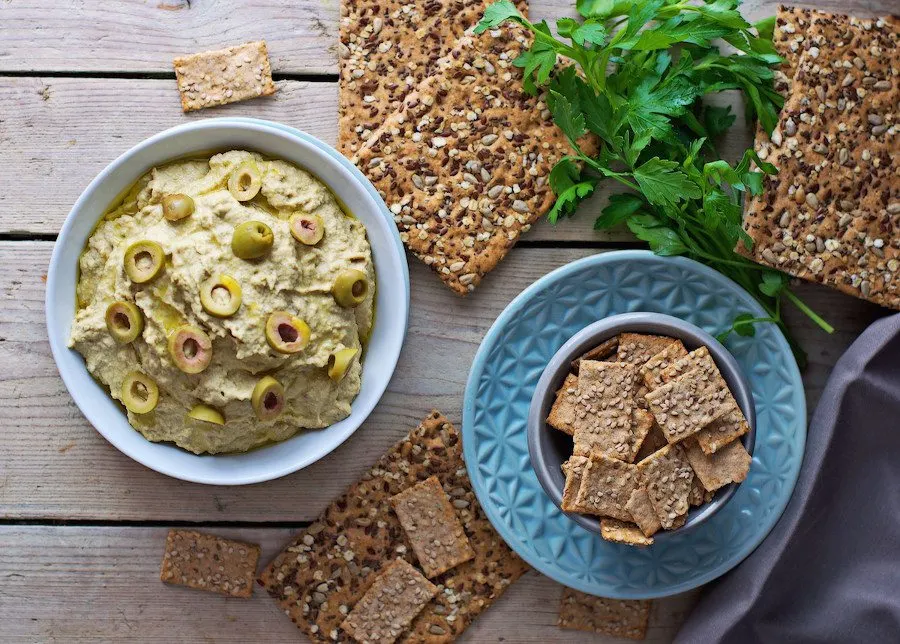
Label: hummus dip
xmin=68 ymin=151 xmax=375 ymax=454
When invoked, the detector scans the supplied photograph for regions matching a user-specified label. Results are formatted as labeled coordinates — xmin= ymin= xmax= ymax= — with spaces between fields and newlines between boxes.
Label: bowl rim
xmin=45 ymin=118 xmax=409 ymax=485
xmin=526 ymin=311 xmax=757 ymax=539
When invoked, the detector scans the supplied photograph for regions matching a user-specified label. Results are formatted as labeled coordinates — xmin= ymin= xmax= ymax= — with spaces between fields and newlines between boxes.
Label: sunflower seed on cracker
xmin=640 ymin=340 xmax=688 ymax=390
xmin=694 ymin=407 xmax=750 ymax=454
xmin=173 ymin=41 xmax=275 ymax=112
xmin=573 ymin=361 xmax=643 ymax=461
xmin=558 ymin=587 xmax=651 ymax=639
xmin=645 ymin=366 xmax=732 ymax=444
xmin=616 ymin=333 xmax=680 ymax=367
xmin=160 ymin=529 xmax=259 ymax=598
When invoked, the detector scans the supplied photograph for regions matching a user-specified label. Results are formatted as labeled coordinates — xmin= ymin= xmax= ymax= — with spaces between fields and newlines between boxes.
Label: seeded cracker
xmin=390 ymin=476 xmax=475 ymax=578
xmin=625 ymin=487 xmax=662 ymax=538
xmin=173 ymin=41 xmax=275 ymax=112
xmin=571 ymin=336 xmax=620 ymax=373
xmin=159 ymin=529 xmax=259 ymax=598
xmin=741 ymin=13 xmax=899 ymax=310
xmin=695 ymin=407 xmax=750 ymax=454
xmin=558 ymin=587 xmax=651 ymax=639
xmin=354 ymin=24 xmax=588 ymax=295
xmin=683 ymin=438 xmax=752 ymax=492
xmin=636 ymin=444 xmax=694 ymax=530
xmin=340 ymin=558 xmax=438 ymax=644
xmin=616 ymin=333 xmax=679 ymax=367
xmin=547 ymin=373 xmax=579 ymax=435
xmin=572 ymin=361 xmax=641 ymax=461
xmin=640 ymin=340 xmax=688 ymax=390
xmin=645 ymin=367 xmax=732 ymax=444
xmin=599 ymin=519 xmax=654 ymax=547
xmin=560 ymin=455 xmax=590 ymax=513
xmin=259 ymin=411 xmax=528 ymax=643
xmin=573 ymin=453 xmax=640 ymax=522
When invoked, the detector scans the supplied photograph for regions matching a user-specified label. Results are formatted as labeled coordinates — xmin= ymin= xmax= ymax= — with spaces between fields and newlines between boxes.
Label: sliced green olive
xmin=167 ymin=325 xmax=213 ymax=374
xmin=121 ymin=371 xmax=159 ymax=414
xmin=227 ymin=162 xmax=262 ymax=202
xmin=187 ymin=403 xmax=225 ymax=425
xmin=124 ymin=240 xmax=165 ymax=283
xmin=162 ymin=193 xmax=195 ymax=222
xmin=327 ymin=347 xmax=358 ymax=382
xmin=265 ymin=311 xmax=310 ymax=354
xmin=331 ymin=269 xmax=369 ymax=308
xmin=289 ymin=213 xmax=325 ymax=245
xmin=105 ymin=301 xmax=144 ymax=343
xmin=200 ymin=274 xmax=242 ymax=317
xmin=252 ymin=376 xmax=285 ymax=421
xmin=231 ymin=221 xmax=274 ymax=259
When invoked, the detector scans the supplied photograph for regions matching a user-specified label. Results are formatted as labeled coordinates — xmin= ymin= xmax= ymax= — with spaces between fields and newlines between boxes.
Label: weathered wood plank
xmin=0 ymin=526 xmax=699 ymax=642
xmin=0 ymin=242 xmax=883 ymax=521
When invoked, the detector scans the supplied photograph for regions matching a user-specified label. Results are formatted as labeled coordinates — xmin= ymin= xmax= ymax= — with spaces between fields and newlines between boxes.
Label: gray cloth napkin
xmin=675 ymin=313 xmax=900 ymax=644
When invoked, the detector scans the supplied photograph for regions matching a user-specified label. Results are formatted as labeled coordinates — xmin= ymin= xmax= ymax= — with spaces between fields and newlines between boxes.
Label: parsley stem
xmin=783 ymin=289 xmax=835 ymax=333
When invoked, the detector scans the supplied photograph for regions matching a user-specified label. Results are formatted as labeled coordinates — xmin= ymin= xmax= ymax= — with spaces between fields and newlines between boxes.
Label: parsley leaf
xmin=633 ymin=158 xmax=701 ymax=207
xmin=474 ymin=0 xmax=523 ymax=32
xmin=548 ymin=158 xmax=598 ymax=222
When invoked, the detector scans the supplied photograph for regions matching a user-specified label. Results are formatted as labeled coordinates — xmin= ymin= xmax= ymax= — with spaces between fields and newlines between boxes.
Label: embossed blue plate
xmin=462 ymin=250 xmax=805 ymax=598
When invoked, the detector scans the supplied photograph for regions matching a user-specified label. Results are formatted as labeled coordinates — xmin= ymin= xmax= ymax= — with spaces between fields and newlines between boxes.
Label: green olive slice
xmin=331 ymin=269 xmax=369 ymax=308
xmin=105 ymin=301 xmax=144 ymax=343
xmin=289 ymin=213 xmax=325 ymax=245
xmin=228 ymin=162 xmax=262 ymax=202
xmin=252 ymin=375 xmax=285 ymax=421
xmin=200 ymin=274 xmax=242 ymax=317
xmin=187 ymin=403 xmax=225 ymax=425
xmin=231 ymin=221 xmax=274 ymax=259
xmin=167 ymin=325 xmax=213 ymax=374
xmin=121 ymin=371 xmax=159 ymax=414
xmin=265 ymin=311 xmax=310 ymax=354
xmin=124 ymin=240 xmax=165 ymax=284
xmin=162 ymin=193 xmax=195 ymax=221
xmin=327 ymin=347 xmax=358 ymax=382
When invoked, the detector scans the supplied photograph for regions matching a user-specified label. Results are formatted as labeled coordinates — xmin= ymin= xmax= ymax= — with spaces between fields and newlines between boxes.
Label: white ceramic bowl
xmin=46 ymin=118 xmax=409 ymax=485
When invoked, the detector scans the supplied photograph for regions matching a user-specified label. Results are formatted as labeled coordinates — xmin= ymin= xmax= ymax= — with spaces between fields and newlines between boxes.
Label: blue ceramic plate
xmin=462 ymin=250 xmax=805 ymax=598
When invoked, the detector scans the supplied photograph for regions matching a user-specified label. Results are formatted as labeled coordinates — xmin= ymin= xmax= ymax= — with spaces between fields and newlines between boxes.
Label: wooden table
xmin=0 ymin=1 xmax=890 ymax=641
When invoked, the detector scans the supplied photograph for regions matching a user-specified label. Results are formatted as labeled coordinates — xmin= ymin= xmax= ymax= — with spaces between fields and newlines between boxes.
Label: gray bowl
xmin=527 ymin=312 xmax=756 ymax=539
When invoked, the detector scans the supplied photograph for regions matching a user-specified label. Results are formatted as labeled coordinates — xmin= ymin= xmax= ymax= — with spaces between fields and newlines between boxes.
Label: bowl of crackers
xmin=527 ymin=312 xmax=756 ymax=546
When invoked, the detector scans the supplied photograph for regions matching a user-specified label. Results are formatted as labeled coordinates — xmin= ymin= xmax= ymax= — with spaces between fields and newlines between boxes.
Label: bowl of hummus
xmin=46 ymin=119 xmax=409 ymax=484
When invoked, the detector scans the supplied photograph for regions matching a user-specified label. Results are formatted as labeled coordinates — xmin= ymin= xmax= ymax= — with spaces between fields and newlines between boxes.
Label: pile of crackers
xmin=742 ymin=7 xmax=898 ymax=310
xmin=548 ymin=333 xmax=752 ymax=546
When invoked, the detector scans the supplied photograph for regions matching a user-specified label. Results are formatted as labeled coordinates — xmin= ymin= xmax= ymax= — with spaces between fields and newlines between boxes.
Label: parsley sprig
xmin=476 ymin=0 xmax=833 ymax=365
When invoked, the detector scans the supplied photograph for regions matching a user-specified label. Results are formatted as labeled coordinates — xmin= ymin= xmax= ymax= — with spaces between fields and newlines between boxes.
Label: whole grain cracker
xmin=572 ymin=361 xmax=641 ymax=461
xmin=599 ymin=519 xmax=655 ymax=547
xmin=558 ymin=587 xmax=651 ymax=639
xmin=390 ymin=476 xmax=475 ymax=578
xmin=159 ymin=529 xmax=259 ymax=598
xmin=695 ymin=407 xmax=750 ymax=454
xmin=636 ymin=444 xmax=694 ymax=530
xmin=547 ymin=373 xmax=579 ymax=435
xmin=640 ymin=341 xmax=688 ymax=390
xmin=625 ymin=487 xmax=662 ymax=537
xmin=645 ymin=367 xmax=732 ymax=444
xmin=573 ymin=453 xmax=640 ymax=522
xmin=173 ymin=41 xmax=275 ymax=112
xmin=340 ymin=558 xmax=438 ymax=644
xmin=572 ymin=336 xmax=620 ymax=373
xmin=259 ymin=411 xmax=528 ymax=643
xmin=742 ymin=13 xmax=899 ymax=310
xmin=683 ymin=438 xmax=752 ymax=492
xmin=616 ymin=333 xmax=679 ymax=367
xmin=560 ymin=455 xmax=590 ymax=513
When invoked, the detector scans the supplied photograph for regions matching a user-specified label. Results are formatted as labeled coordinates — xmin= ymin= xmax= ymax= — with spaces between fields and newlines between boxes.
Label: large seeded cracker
xmin=259 ymin=411 xmax=528 ymax=643
xmin=558 ymin=587 xmax=651 ymax=639
xmin=560 ymin=456 xmax=590 ymax=513
xmin=547 ymin=373 xmax=579 ymax=435
xmin=340 ymin=558 xmax=438 ymax=644
xmin=572 ymin=361 xmax=640 ymax=461
xmin=571 ymin=336 xmax=619 ymax=373
xmin=742 ymin=13 xmax=900 ymax=310
xmin=390 ymin=476 xmax=475 ymax=578
xmin=637 ymin=445 xmax=694 ymax=530
xmin=683 ymin=438 xmax=752 ymax=492
xmin=159 ymin=530 xmax=259 ymax=598
xmin=354 ymin=25 xmax=586 ymax=295
xmin=645 ymin=367 xmax=732 ymax=444
xmin=599 ymin=519 xmax=654 ymax=547
xmin=573 ymin=453 xmax=640 ymax=522
xmin=173 ymin=41 xmax=275 ymax=112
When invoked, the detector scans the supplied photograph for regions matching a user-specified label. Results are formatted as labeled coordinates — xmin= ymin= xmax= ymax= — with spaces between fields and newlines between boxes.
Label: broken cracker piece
xmin=160 ymin=529 xmax=259 ymax=598
xmin=640 ymin=340 xmax=689 ymax=390
xmin=637 ymin=444 xmax=694 ymax=530
xmin=683 ymin=438 xmax=752 ymax=492
xmin=390 ymin=475 xmax=475 ymax=578
xmin=174 ymin=41 xmax=275 ymax=112
xmin=645 ymin=367 xmax=732 ymax=444
xmin=572 ymin=361 xmax=641 ymax=461
xmin=547 ymin=373 xmax=579 ymax=435
xmin=558 ymin=587 xmax=651 ymax=639
xmin=573 ymin=453 xmax=640 ymax=522
xmin=625 ymin=487 xmax=662 ymax=538
xmin=561 ymin=455 xmax=590 ymax=513
xmin=599 ymin=519 xmax=654 ymax=547
xmin=340 ymin=558 xmax=438 ymax=644
xmin=616 ymin=333 xmax=679 ymax=367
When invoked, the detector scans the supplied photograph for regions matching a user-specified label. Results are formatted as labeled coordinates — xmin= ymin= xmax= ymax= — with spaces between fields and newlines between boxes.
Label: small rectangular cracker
xmin=572 ymin=336 xmax=619 ymax=373
xmin=616 ymin=333 xmax=679 ymax=367
xmin=390 ymin=475 xmax=475 ymax=578
xmin=547 ymin=373 xmax=579 ymax=435
xmin=637 ymin=444 xmax=694 ymax=530
xmin=173 ymin=41 xmax=275 ymax=112
xmin=640 ymin=341 xmax=688 ymax=390
xmin=695 ymin=407 xmax=750 ymax=454
xmin=599 ymin=519 xmax=654 ymax=547
xmin=572 ymin=361 xmax=641 ymax=461
xmin=160 ymin=529 xmax=259 ymax=598
xmin=340 ymin=558 xmax=438 ymax=644
xmin=558 ymin=587 xmax=651 ymax=639
xmin=625 ymin=487 xmax=662 ymax=538
xmin=573 ymin=453 xmax=640 ymax=522
xmin=645 ymin=367 xmax=732 ymax=444
xmin=560 ymin=455 xmax=590 ymax=513
xmin=683 ymin=438 xmax=752 ymax=492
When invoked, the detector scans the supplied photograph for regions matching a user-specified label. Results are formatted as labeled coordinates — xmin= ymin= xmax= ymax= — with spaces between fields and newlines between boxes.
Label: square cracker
xmin=573 ymin=453 xmax=640 ymax=522
xmin=616 ymin=333 xmax=679 ymax=367
xmin=558 ymin=587 xmax=651 ymax=639
xmin=625 ymin=487 xmax=661 ymax=538
xmin=572 ymin=361 xmax=641 ymax=461
xmin=599 ymin=519 xmax=654 ymax=547
xmin=340 ymin=558 xmax=438 ymax=644
xmin=173 ymin=41 xmax=275 ymax=112
xmin=683 ymin=438 xmax=752 ymax=492
xmin=390 ymin=475 xmax=475 ymax=578
xmin=547 ymin=373 xmax=579 ymax=435
xmin=259 ymin=411 xmax=528 ymax=643
xmin=640 ymin=340 xmax=688 ymax=390
xmin=160 ymin=529 xmax=259 ymax=598
xmin=637 ymin=444 xmax=694 ymax=530
xmin=741 ymin=14 xmax=899 ymax=310
xmin=645 ymin=367 xmax=732 ymax=444
xmin=695 ymin=407 xmax=750 ymax=454
xmin=560 ymin=455 xmax=590 ymax=513
xmin=353 ymin=25 xmax=588 ymax=295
